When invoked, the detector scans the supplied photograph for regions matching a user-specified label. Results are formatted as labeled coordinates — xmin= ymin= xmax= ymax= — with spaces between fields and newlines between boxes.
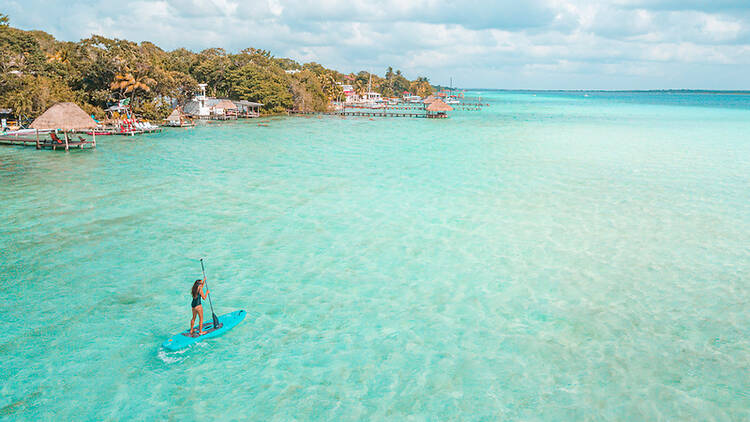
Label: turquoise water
xmin=1 ymin=92 xmax=749 ymax=420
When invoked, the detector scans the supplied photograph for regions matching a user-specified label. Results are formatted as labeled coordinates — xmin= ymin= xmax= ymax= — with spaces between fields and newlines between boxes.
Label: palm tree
xmin=411 ymin=77 xmax=432 ymax=97
xmin=110 ymin=73 xmax=154 ymax=105
xmin=353 ymin=78 xmax=368 ymax=97
xmin=319 ymin=73 xmax=341 ymax=101
xmin=8 ymin=90 xmax=33 ymax=122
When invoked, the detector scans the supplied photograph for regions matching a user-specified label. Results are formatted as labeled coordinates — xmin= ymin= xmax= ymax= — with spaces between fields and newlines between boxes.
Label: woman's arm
xmin=201 ymin=279 xmax=209 ymax=299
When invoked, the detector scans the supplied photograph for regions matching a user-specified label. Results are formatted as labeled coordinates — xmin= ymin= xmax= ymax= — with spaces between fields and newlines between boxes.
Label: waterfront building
xmin=183 ymin=84 xmax=214 ymax=118
xmin=211 ymin=100 xmax=238 ymax=119
xmin=29 ymin=102 xmax=97 ymax=150
xmin=234 ymin=101 xmax=263 ymax=118
xmin=183 ymin=84 xmax=261 ymax=119
xmin=425 ymin=98 xmax=453 ymax=118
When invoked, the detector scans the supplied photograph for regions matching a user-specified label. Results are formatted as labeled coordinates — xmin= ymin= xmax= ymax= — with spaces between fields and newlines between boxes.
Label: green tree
xmin=410 ymin=77 xmax=433 ymax=97
xmin=319 ymin=72 xmax=342 ymax=102
xmin=192 ymin=48 xmax=232 ymax=96
xmin=110 ymin=72 xmax=154 ymax=105
xmin=0 ymin=19 xmax=436 ymax=120
xmin=276 ymin=58 xmax=300 ymax=71
xmin=0 ymin=74 xmax=78 ymax=121
xmin=228 ymin=62 xmax=292 ymax=112
xmin=0 ymin=24 xmax=48 ymax=75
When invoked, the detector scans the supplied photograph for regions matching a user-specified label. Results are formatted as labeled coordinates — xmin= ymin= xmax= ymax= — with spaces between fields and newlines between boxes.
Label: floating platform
xmin=0 ymin=135 xmax=95 ymax=150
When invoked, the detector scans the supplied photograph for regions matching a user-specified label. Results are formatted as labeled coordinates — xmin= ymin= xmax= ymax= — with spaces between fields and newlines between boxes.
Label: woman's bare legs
xmin=197 ymin=306 xmax=206 ymax=335
xmin=190 ymin=307 xmax=199 ymax=335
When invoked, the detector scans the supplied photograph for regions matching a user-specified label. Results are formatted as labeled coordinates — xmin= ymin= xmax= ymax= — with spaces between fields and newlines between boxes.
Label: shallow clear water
xmin=1 ymin=92 xmax=749 ymax=420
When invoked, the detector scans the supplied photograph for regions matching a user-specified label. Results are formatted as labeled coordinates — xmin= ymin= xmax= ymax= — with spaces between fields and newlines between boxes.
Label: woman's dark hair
xmin=191 ymin=279 xmax=202 ymax=298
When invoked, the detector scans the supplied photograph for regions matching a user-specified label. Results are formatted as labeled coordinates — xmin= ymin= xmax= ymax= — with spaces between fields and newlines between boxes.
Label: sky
xmin=4 ymin=0 xmax=750 ymax=89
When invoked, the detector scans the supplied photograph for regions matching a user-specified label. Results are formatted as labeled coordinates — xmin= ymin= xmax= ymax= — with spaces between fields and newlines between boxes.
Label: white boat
xmin=2 ymin=128 xmax=40 ymax=135
xmin=364 ymin=91 xmax=382 ymax=102
xmin=360 ymin=72 xmax=385 ymax=108
xmin=403 ymin=94 xmax=422 ymax=103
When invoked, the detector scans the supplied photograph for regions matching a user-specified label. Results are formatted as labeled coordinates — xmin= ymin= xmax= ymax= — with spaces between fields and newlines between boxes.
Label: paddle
xmin=200 ymin=258 xmax=220 ymax=329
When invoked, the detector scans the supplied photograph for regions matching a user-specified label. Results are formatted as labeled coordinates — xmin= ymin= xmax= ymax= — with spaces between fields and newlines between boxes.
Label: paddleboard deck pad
xmin=183 ymin=322 xmax=224 ymax=337
xmin=162 ymin=310 xmax=246 ymax=351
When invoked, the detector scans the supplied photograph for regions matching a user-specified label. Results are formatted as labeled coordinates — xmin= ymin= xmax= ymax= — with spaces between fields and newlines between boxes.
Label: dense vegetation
xmin=0 ymin=14 xmax=433 ymax=122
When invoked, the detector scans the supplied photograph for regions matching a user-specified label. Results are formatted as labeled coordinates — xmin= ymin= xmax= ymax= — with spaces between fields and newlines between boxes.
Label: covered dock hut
xmin=211 ymin=100 xmax=238 ymax=119
xmin=30 ymin=102 xmax=97 ymax=150
xmin=166 ymin=108 xmax=181 ymax=125
xmin=425 ymin=99 xmax=453 ymax=119
xmin=165 ymin=107 xmax=194 ymax=127
xmin=234 ymin=100 xmax=263 ymax=118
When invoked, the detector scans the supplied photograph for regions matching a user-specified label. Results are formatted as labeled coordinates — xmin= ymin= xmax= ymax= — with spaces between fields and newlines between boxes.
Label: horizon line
xmin=448 ymin=89 xmax=750 ymax=94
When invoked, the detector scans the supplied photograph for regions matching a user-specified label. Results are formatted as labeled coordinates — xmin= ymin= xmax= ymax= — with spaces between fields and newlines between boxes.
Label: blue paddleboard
xmin=162 ymin=310 xmax=246 ymax=351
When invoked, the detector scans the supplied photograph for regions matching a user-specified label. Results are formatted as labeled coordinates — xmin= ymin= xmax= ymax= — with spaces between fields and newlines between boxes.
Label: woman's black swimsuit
xmin=191 ymin=295 xmax=201 ymax=308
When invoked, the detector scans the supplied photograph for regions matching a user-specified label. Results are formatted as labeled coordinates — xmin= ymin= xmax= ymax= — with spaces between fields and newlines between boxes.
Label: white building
xmin=183 ymin=84 xmax=213 ymax=117
xmin=340 ymin=84 xmax=359 ymax=103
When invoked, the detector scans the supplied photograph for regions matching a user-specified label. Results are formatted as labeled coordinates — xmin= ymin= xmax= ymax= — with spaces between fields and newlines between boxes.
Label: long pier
xmin=287 ymin=110 xmax=448 ymax=119
xmin=289 ymin=97 xmax=491 ymax=118
xmin=345 ymin=105 xmax=427 ymax=111
xmin=335 ymin=110 xmax=429 ymax=118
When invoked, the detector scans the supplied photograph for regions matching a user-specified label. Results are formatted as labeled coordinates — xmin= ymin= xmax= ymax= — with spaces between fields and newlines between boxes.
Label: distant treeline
xmin=0 ymin=13 xmax=434 ymax=121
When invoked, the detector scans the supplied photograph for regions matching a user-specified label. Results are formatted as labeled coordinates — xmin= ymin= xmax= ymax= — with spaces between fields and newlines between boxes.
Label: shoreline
xmin=463 ymin=89 xmax=750 ymax=94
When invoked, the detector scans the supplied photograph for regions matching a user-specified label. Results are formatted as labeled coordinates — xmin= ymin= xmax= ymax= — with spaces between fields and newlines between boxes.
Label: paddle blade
xmin=212 ymin=313 xmax=219 ymax=329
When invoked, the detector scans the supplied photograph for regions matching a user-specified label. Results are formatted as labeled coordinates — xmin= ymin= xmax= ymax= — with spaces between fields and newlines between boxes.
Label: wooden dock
xmin=0 ymin=136 xmax=39 ymax=147
xmin=335 ymin=110 xmax=429 ymax=118
xmin=287 ymin=110 xmax=448 ymax=119
xmin=345 ymin=105 xmax=427 ymax=111
xmin=0 ymin=133 xmax=95 ymax=150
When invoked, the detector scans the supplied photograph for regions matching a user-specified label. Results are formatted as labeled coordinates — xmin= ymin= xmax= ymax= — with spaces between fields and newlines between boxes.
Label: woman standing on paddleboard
xmin=190 ymin=278 xmax=209 ymax=335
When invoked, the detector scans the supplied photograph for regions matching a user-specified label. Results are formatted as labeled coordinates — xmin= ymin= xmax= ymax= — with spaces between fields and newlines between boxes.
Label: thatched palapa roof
xmin=212 ymin=100 xmax=237 ymax=110
xmin=31 ymin=102 xmax=97 ymax=130
xmin=426 ymin=99 xmax=453 ymax=112
xmin=422 ymin=95 xmax=437 ymax=104
xmin=166 ymin=107 xmax=183 ymax=122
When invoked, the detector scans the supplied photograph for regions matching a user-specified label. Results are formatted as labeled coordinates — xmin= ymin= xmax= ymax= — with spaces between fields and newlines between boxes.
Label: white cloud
xmin=4 ymin=0 xmax=750 ymax=88
xmin=701 ymin=14 xmax=743 ymax=42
